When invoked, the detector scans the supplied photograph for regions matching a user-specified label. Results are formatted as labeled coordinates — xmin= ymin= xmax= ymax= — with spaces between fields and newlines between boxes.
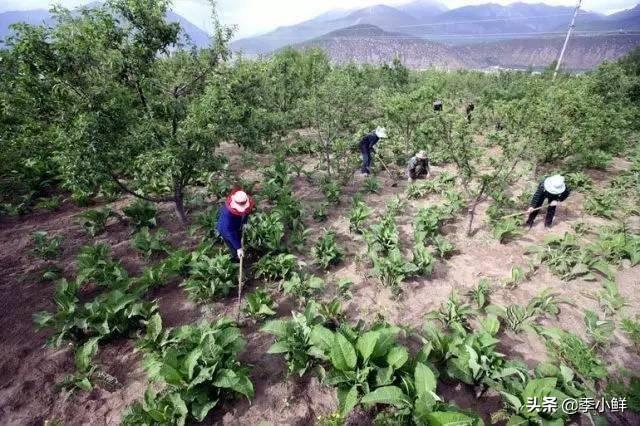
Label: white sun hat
xmin=375 ymin=127 xmax=388 ymax=139
xmin=230 ymin=191 xmax=251 ymax=213
xmin=544 ymin=175 xmax=566 ymax=195
xmin=416 ymin=150 xmax=427 ymax=159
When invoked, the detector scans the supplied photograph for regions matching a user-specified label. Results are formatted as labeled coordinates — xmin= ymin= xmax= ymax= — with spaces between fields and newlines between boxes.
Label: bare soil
xmin=0 ymin=144 xmax=638 ymax=425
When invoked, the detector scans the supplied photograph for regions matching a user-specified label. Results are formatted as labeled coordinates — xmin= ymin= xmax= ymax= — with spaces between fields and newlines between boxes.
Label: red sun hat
xmin=226 ymin=189 xmax=254 ymax=216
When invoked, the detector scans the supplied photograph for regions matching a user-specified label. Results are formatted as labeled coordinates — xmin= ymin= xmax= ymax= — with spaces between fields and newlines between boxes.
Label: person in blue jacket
xmin=216 ymin=189 xmax=255 ymax=260
xmin=359 ymin=127 xmax=387 ymax=175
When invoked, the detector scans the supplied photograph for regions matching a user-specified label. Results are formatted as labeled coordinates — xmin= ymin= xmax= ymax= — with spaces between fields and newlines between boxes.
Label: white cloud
xmin=1 ymin=0 xmax=637 ymax=38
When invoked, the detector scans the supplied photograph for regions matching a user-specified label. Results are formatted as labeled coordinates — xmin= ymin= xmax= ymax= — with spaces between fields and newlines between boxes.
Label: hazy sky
xmin=1 ymin=0 xmax=637 ymax=38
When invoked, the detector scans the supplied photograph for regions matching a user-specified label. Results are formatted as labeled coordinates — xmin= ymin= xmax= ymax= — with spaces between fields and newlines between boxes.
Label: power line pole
xmin=553 ymin=0 xmax=582 ymax=80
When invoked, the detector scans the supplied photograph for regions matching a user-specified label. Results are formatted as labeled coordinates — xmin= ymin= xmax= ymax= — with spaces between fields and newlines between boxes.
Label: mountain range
xmin=0 ymin=5 xmax=210 ymax=47
xmin=1 ymin=2 xmax=639 ymax=70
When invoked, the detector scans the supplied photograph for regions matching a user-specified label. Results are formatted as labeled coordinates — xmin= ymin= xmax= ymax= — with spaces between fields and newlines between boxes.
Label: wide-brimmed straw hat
xmin=416 ymin=150 xmax=427 ymax=159
xmin=544 ymin=175 xmax=566 ymax=195
xmin=229 ymin=191 xmax=251 ymax=213
xmin=375 ymin=127 xmax=388 ymax=139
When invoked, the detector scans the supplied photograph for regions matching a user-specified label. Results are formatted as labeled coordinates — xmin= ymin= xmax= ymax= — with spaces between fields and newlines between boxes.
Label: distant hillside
xmin=232 ymin=2 xmax=640 ymax=54
xmin=412 ymin=3 xmax=605 ymax=41
xmin=460 ymin=34 xmax=640 ymax=70
xmin=574 ymin=4 xmax=640 ymax=32
xmin=398 ymin=0 xmax=448 ymax=21
xmin=0 ymin=6 xmax=210 ymax=47
xmin=231 ymin=4 xmax=422 ymax=54
xmin=289 ymin=24 xmax=472 ymax=70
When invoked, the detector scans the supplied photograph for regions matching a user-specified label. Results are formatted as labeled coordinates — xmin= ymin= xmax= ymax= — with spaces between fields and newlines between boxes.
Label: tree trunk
xmin=467 ymin=205 xmax=477 ymax=236
xmin=174 ymin=188 xmax=187 ymax=224
xmin=323 ymin=138 xmax=332 ymax=177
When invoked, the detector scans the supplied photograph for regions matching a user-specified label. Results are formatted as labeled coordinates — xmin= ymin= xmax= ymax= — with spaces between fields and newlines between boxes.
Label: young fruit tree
xmin=4 ymin=0 xmax=241 ymax=222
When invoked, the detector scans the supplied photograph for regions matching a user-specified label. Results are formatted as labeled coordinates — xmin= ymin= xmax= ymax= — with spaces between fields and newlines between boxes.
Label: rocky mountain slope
xmin=291 ymin=24 xmax=639 ymax=71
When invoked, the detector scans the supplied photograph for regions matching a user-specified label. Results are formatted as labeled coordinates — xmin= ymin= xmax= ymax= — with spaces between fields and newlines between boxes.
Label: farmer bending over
xmin=359 ymin=127 xmax=387 ymax=175
xmin=526 ymin=175 xmax=571 ymax=228
xmin=216 ymin=189 xmax=255 ymax=261
xmin=407 ymin=151 xmax=430 ymax=183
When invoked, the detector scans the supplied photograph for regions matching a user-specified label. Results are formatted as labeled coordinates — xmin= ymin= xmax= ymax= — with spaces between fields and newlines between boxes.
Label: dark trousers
xmin=222 ymin=237 xmax=240 ymax=262
xmin=526 ymin=203 xmax=557 ymax=227
xmin=361 ymin=149 xmax=372 ymax=174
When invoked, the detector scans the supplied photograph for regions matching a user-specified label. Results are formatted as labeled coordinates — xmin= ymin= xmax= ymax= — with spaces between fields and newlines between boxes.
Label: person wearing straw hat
xmin=359 ymin=126 xmax=388 ymax=175
xmin=526 ymin=175 xmax=571 ymax=228
xmin=407 ymin=150 xmax=430 ymax=183
xmin=216 ymin=189 xmax=255 ymax=261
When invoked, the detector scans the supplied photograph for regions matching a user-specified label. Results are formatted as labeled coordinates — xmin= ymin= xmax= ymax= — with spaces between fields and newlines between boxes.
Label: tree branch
xmin=109 ymin=173 xmax=172 ymax=203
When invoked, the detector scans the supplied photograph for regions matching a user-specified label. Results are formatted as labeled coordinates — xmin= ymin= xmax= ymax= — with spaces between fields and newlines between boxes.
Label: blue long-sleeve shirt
xmin=216 ymin=204 xmax=248 ymax=250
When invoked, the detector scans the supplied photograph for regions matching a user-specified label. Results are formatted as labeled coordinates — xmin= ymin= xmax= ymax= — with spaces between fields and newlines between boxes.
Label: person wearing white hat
xmin=359 ymin=127 xmax=388 ymax=175
xmin=216 ymin=189 xmax=255 ymax=260
xmin=526 ymin=175 xmax=571 ymax=228
xmin=406 ymin=150 xmax=430 ymax=183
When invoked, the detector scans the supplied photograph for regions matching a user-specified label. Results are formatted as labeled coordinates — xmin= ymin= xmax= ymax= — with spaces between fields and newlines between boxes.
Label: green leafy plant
xmin=371 ymin=249 xmax=419 ymax=295
xmin=32 ymin=231 xmax=64 ymax=259
xmin=245 ymin=211 xmax=285 ymax=254
xmin=136 ymin=316 xmax=253 ymax=423
xmin=282 ymin=273 xmax=325 ymax=304
xmin=76 ymin=243 xmax=128 ymax=287
xmin=585 ymin=280 xmax=627 ymax=317
xmin=491 ymin=217 xmax=523 ymax=244
xmin=313 ymin=232 xmax=344 ymax=269
xmin=495 ymin=376 xmax=573 ymax=425
xmin=467 ymin=279 xmax=492 ymax=309
xmin=58 ymin=338 xmax=100 ymax=391
xmin=502 ymin=265 xmax=526 ymax=288
xmin=526 ymin=232 xmax=612 ymax=281
xmin=426 ymin=294 xmax=475 ymax=334
xmin=431 ymin=235 xmax=454 ymax=259
xmin=385 ymin=196 xmax=406 ymax=217
xmin=242 ymin=289 xmax=277 ymax=321
xmin=621 ymin=315 xmax=640 ymax=353
xmin=564 ymin=171 xmax=593 ymax=191
xmin=363 ymin=176 xmax=380 ymax=193
xmin=413 ymin=206 xmax=448 ymax=245
xmin=584 ymin=310 xmax=614 ymax=349
xmin=262 ymin=306 xmax=326 ymax=377
xmin=311 ymin=298 xmax=345 ymax=329
xmin=313 ymin=203 xmax=329 ymax=222
xmin=584 ymin=189 xmax=620 ymax=219
xmin=77 ymin=208 xmax=117 ymax=237
xmin=321 ymin=178 xmax=342 ymax=204
xmin=123 ymin=200 xmax=157 ymax=229
xmin=35 ymin=195 xmax=63 ymax=211
xmin=412 ymin=244 xmax=435 ymax=277
xmin=541 ymin=328 xmax=607 ymax=383
xmin=254 ymin=253 xmax=298 ymax=282
xmin=122 ymin=387 xmax=190 ymax=426
xmin=181 ymin=251 xmax=238 ymax=302
xmin=34 ymin=282 xmax=156 ymax=347
xmin=132 ymin=227 xmax=171 ymax=258
xmin=366 ymin=214 xmax=399 ymax=255
xmin=336 ymin=278 xmax=354 ymax=300
xmin=349 ymin=202 xmax=372 ymax=234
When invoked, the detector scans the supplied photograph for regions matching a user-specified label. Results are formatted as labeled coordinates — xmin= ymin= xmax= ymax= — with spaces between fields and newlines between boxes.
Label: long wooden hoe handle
xmin=499 ymin=206 xmax=543 ymax=220
xmin=236 ymin=234 xmax=244 ymax=322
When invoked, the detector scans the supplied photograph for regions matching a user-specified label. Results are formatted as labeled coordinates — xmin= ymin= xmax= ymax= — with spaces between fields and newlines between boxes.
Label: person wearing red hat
xmin=216 ymin=189 xmax=255 ymax=260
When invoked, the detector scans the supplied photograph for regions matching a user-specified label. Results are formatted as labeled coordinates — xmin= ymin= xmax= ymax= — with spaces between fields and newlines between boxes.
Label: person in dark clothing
xmin=433 ymin=100 xmax=443 ymax=111
xmin=359 ymin=127 xmax=387 ymax=175
xmin=526 ymin=175 xmax=571 ymax=228
xmin=466 ymin=103 xmax=475 ymax=122
xmin=216 ymin=189 xmax=255 ymax=260
xmin=407 ymin=150 xmax=430 ymax=183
